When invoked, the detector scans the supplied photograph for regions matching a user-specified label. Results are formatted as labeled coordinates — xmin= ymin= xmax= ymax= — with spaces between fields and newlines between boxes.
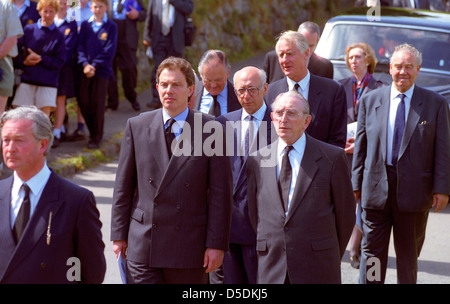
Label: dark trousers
xmin=223 ymin=243 xmax=257 ymax=284
xmin=107 ymin=19 xmax=138 ymax=109
xmin=78 ymin=75 xmax=109 ymax=143
xmin=126 ymin=259 xmax=208 ymax=284
xmin=150 ymin=33 xmax=183 ymax=105
xmin=359 ymin=165 xmax=429 ymax=284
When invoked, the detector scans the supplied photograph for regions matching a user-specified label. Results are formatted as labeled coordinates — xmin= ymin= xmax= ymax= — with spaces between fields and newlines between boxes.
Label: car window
xmin=322 ymin=24 xmax=450 ymax=72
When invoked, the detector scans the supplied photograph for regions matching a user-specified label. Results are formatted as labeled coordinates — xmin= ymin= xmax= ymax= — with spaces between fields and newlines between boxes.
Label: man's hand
xmin=83 ymin=64 xmax=96 ymax=78
xmin=23 ymin=48 xmax=41 ymax=66
xmin=126 ymin=7 xmax=139 ymax=20
xmin=203 ymin=248 xmax=224 ymax=273
xmin=345 ymin=137 xmax=355 ymax=154
xmin=113 ymin=240 xmax=128 ymax=259
xmin=432 ymin=193 xmax=449 ymax=213
xmin=354 ymin=190 xmax=361 ymax=204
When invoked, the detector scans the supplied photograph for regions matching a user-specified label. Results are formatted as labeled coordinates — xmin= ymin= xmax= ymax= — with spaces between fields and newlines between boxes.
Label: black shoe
xmin=67 ymin=129 xmax=86 ymax=142
xmin=87 ymin=140 xmax=100 ymax=149
xmin=51 ymin=137 xmax=60 ymax=148
xmin=131 ymin=101 xmax=140 ymax=111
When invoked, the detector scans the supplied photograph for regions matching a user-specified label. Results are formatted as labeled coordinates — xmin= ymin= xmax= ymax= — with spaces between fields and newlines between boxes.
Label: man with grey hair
xmin=193 ymin=49 xmax=241 ymax=117
xmin=265 ymin=30 xmax=347 ymax=148
xmin=0 ymin=106 xmax=106 ymax=283
xmin=247 ymin=90 xmax=355 ymax=283
xmin=216 ymin=66 xmax=276 ymax=284
xmin=352 ymin=43 xmax=450 ymax=283
xmin=263 ymin=21 xmax=333 ymax=84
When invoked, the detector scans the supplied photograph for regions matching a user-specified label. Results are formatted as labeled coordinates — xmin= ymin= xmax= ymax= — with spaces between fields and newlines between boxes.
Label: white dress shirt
xmin=240 ymin=103 xmax=267 ymax=153
xmin=10 ymin=164 xmax=52 ymax=229
xmin=276 ymin=133 xmax=307 ymax=214
xmin=199 ymin=83 xmax=228 ymax=115
xmin=386 ymin=84 xmax=414 ymax=165
xmin=286 ymin=71 xmax=310 ymax=101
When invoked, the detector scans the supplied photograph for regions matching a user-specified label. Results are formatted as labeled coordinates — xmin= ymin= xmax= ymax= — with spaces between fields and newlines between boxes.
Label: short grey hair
xmin=271 ymin=90 xmax=310 ymax=115
xmin=233 ymin=67 xmax=267 ymax=88
xmin=298 ymin=21 xmax=321 ymax=36
xmin=275 ymin=30 xmax=309 ymax=55
xmin=198 ymin=49 xmax=231 ymax=75
xmin=391 ymin=43 xmax=423 ymax=66
xmin=1 ymin=106 xmax=54 ymax=155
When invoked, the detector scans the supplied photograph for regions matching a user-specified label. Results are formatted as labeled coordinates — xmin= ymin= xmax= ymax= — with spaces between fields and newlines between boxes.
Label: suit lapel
xmin=399 ymin=86 xmax=423 ymax=160
xmin=148 ymin=110 xmax=170 ymax=177
xmin=308 ymin=75 xmax=323 ymax=128
xmin=285 ymin=135 xmax=319 ymax=224
xmin=375 ymin=86 xmax=391 ymax=163
xmin=0 ymin=177 xmax=16 ymax=271
xmin=5 ymin=172 xmax=63 ymax=276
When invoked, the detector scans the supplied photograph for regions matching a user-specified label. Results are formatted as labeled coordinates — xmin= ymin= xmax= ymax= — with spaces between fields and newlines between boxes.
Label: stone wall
xmin=137 ymin=0 xmax=354 ymax=87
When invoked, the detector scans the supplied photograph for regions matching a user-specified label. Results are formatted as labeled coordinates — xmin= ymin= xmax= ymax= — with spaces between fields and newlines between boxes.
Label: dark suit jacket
xmin=216 ymin=107 xmax=277 ymax=245
xmin=246 ymin=134 xmax=355 ymax=283
xmin=193 ymin=81 xmax=242 ymax=116
xmin=108 ymin=0 xmax=146 ymax=50
xmin=143 ymin=0 xmax=194 ymax=54
xmin=263 ymin=49 xmax=334 ymax=83
xmin=0 ymin=172 xmax=106 ymax=284
xmin=265 ymin=74 xmax=347 ymax=148
xmin=352 ymin=85 xmax=450 ymax=212
xmin=339 ymin=76 xmax=386 ymax=124
xmin=111 ymin=109 xmax=232 ymax=269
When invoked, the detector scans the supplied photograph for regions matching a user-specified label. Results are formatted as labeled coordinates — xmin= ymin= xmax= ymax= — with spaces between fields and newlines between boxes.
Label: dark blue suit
xmin=0 ymin=171 xmax=106 ymax=283
xmin=216 ymin=106 xmax=276 ymax=283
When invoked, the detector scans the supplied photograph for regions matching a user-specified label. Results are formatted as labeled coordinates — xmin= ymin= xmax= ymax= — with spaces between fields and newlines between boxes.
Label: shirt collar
xmin=390 ymin=83 xmax=415 ymax=102
xmin=12 ymin=163 xmax=52 ymax=197
xmin=277 ymin=132 xmax=307 ymax=157
xmin=241 ymin=102 xmax=267 ymax=122
xmin=88 ymin=12 xmax=108 ymax=24
xmin=203 ymin=82 xmax=228 ymax=98
xmin=37 ymin=19 xmax=56 ymax=30
xmin=286 ymin=71 xmax=310 ymax=91
xmin=162 ymin=106 xmax=189 ymax=132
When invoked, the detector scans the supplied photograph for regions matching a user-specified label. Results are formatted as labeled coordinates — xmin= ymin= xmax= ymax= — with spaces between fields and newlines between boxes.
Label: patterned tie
xmin=165 ymin=118 xmax=176 ymax=158
xmin=244 ymin=115 xmax=254 ymax=156
xmin=391 ymin=94 xmax=406 ymax=167
xmin=13 ymin=184 xmax=31 ymax=243
xmin=161 ymin=0 xmax=171 ymax=36
xmin=279 ymin=145 xmax=294 ymax=212
xmin=209 ymin=95 xmax=221 ymax=117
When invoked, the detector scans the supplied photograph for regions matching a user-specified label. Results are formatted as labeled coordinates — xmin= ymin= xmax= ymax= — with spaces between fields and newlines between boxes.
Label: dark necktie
xmin=209 ymin=95 xmax=221 ymax=117
xmin=293 ymin=83 xmax=300 ymax=92
xmin=244 ymin=115 xmax=254 ymax=156
xmin=279 ymin=145 xmax=294 ymax=212
xmin=391 ymin=94 xmax=406 ymax=167
xmin=165 ymin=118 xmax=176 ymax=158
xmin=13 ymin=184 xmax=31 ymax=243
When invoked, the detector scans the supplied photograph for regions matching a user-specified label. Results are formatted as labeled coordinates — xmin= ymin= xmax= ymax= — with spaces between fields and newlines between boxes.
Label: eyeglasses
xmin=235 ymin=87 xmax=261 ymax=97
xmin=272 ymin=109 xmax=306 ymax=120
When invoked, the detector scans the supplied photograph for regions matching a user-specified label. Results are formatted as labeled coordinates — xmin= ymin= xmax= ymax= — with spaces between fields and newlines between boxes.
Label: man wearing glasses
xmin=216 ymin=66 xmax=276 ymax=284
xmin=193 ymin=49 xmax=241 ymax=117
xmin=246 ymin=90 xmax=355 ymax=283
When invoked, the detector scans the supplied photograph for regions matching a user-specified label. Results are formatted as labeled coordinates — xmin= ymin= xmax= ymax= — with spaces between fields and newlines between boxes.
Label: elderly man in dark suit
xmin=111 ymin=57 xmax=232 ymax=284
xmin=247 ymin=90 xmax=355 ymax=284
xmin=144 ymin=0 xmax=194 ymax=109
xmin=0 ymin=106 xmax=105 ymax=284
xmin=352 ymin=43 xmax=450 ymax=284
xmin=264 ymin=30 xmax=347 ymax=148
xmin=263 ymin=21 xmax=333 ymax=84
xmin=193 ymin=49 xmax=241 ymax=117
xmin=216 ymin=66 xmax=276 ymax=284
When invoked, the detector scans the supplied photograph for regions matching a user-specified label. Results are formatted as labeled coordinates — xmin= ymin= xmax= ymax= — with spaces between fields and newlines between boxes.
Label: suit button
xmin=41 ymin=263 xmax=46 ymax=269
xmin=185 ymin=183 xmax=190 ymax=188
xmin=148 ymin=178 xmax=153 ymax=183
xmin=152 ymin=224 xmax=157 ymax=229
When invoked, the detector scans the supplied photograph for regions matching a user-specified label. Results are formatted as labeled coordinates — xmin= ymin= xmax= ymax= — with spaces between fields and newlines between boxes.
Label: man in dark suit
xmin=111 ymin=57 xmax=232 ymax=284
xmin=265 ymin=30 xmax=347 ymax=148
xmin=247 ymin=90 xmax=355 ymax=284
xmin=352 ymin=44 xmax=450 ymax=284
xmin=107 ymin=0 xmax=146 ymax=111
xmin=263 ymin=21 xmax=333 ymax=84
xmin=216 ymin=66 xmax=276 ymax=284
xmin=144 ymin=0 xmax=194 ymax=109
xmin=0 ymin=106 xmax=105 ymax=284
xmin=193 ymin=49 xmax=241 ymax=117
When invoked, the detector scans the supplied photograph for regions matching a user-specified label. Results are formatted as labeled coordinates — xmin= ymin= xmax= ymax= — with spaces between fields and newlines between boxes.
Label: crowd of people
xmin=0 ymin=0 xmax=449 ymax=285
